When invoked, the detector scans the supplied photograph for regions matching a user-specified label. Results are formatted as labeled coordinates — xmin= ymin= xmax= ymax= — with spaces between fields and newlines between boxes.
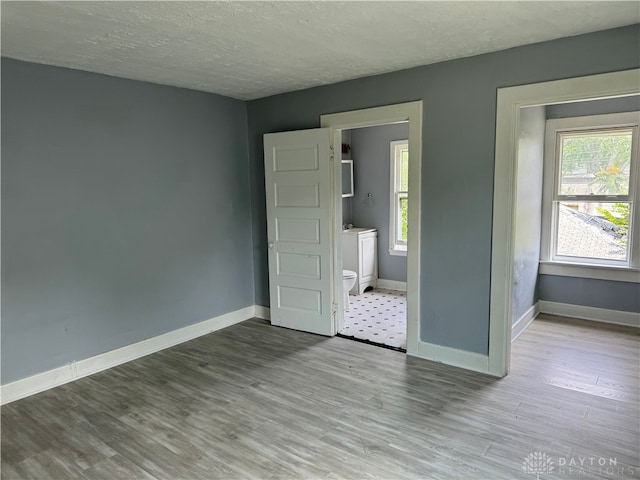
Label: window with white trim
xmin=389 ymin=140 xmax=408 ymax=255
xmin=541 ymin=112 xmax=639 ymax=273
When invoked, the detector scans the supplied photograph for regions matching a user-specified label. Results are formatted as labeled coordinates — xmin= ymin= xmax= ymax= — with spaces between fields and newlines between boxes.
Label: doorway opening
xmin=489 ymin=69 xmax=639 ymax=377
xmin=262 ymin=102 xmax=421 ymax=352
xmin=321 ymin=101 xmax=423 ymax=355
xmin=336 ymin=124 xmax=409 ymax=351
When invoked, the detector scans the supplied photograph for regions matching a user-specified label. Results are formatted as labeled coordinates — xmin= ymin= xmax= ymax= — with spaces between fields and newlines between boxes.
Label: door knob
xmin=268 ymin=242 xmax=275 ymax=249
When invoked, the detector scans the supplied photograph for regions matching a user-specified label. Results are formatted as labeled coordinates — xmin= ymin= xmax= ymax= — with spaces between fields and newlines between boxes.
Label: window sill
xmin=389 ymin=247 xmax=407 ymax=257
xmin=539 ymin=261 xmax=640 ymax=283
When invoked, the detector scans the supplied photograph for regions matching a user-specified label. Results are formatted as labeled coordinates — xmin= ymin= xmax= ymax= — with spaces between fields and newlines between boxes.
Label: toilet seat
xmin=343 ymin=269 xmax=357 ymax=279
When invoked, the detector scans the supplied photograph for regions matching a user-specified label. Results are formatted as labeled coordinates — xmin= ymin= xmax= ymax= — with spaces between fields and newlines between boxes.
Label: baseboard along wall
xmin=510 ymin=300 xmax=638 ymax=343
xmin=512 ymin=303 xmax=540 ymax=342
xmin=538 ymin=300 xmax=640 ymax=327
xmin=376 ymin=279 xmax=407 ymax=292
xmin=413 ymin=340 xmax=490 ymax=374
xmin=253 ymin=305 xmax=271 ymax=321
xmin=5 ymin=300 xmax=635 ymax=406
xmin=0 ymin=305 xmax=261 ymax=406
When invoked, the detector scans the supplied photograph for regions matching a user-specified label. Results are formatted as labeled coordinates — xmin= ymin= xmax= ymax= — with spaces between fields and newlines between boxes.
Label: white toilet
xmin=342 ymin=270 xmax=358 ymax=311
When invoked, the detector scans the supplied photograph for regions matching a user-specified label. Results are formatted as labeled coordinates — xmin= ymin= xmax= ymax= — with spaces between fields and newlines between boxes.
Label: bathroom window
xmin=389 ymin=140 xmax=408 ymax=256
xmin=540 ymin=111 xmax=640 ymax=278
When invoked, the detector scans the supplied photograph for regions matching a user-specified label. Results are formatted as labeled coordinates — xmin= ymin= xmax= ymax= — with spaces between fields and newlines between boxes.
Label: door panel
xmin=277 ymin=253 xmax=321 ymax=279
xmin=276 ymin=218 xmax=320 ymax=244
xmin=278 ymin=286 xmax=322 ymax=313
xmin=273 ymin=146 xmax=319 ymax=172
xmin=264 ymin=128 xmax=334 ymax=335
xmin=274 ymin=183 xmax=320 ymax=207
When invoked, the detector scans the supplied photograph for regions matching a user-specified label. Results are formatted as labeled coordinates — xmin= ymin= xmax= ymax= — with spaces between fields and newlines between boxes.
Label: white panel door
xmin=264 ymin=129 xmax=334 ymax=336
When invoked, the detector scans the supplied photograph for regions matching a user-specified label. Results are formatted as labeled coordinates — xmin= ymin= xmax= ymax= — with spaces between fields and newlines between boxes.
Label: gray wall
xmin=350 ymin=123 xmax=409 ymax=282
xmin=512 ymin=107 xmax=545 ymax=324
xmin=539 ymin=276 xmax=640 ymax=312
xmin=342 ymin=197 xmax=353 ymax=225
xmin=546 ymin=95 xmax=640 ymax=119
xmin=1 ymin=58 xmax=254 ymax=384
xmin=539 ymin=95 xmax=640 ymax=312
xmin=247 ymin=25 xmax=640 ymax=354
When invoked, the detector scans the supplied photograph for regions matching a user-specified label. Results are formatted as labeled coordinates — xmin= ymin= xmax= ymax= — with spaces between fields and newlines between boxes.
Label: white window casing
xmin=389 ymin=140 xmax=409 ymax=256
xmin=540 ymin=111 xmax=640 ymax=282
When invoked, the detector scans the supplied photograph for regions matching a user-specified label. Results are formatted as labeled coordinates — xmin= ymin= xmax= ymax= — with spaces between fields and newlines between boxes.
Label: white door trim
xmin=321 ymin=101 xmax=423 ymax=355
xmin=490 ymin=69 xmax=640 ymax=377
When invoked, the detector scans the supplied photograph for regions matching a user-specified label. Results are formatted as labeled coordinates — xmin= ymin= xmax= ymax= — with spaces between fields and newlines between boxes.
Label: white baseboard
xmin=512 ymin=303 xmax=539 ymax=342
xmin=376 ymin=278 xmax=407 ymax=292
xmin=539 ymin=300 xmax=640 ymax=328
xmin=254 ymin=305 xmax=271 ymax=321
xmin=1 ymin=305 xmax=261 ymax=406
xmin=411 ymin=340 xmax=490 ymax=374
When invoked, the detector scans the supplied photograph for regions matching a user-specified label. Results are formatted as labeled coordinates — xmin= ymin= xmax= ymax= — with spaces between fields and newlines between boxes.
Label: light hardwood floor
xmin=2 ymin=314 xmax=639 ymax=479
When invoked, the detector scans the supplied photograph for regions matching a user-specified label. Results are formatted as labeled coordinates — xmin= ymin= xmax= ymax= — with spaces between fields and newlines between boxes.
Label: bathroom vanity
xmin=343 ymin=228 xmax=378 ymax=295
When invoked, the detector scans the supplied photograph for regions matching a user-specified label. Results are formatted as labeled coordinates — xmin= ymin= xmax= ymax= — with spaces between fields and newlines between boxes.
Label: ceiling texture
xmin=2 ymin=1 xmax=639 ymax=100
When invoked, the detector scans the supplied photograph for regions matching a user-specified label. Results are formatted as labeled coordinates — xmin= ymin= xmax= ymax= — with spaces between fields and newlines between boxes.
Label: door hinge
xmin=331 ymin=302 xmax=338 ymax=319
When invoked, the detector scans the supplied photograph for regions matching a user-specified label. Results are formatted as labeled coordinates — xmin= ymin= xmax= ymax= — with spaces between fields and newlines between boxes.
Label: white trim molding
xmin=512 ymin=303 xmax=540 ymax=342
xmin=539 ymin=301 xmax=640 ymax=328
xmin=539 ymin=262 xmax=640 ymax=283
xmin=254 ymin=305 xmax=271 ymax=320
xmin=1 ymin=305 xmax=263 ymax=406
xmin=412 ymin=340 xmax=490 ymax=375
xmin=540 ymin=111 xmax=640 ymax=270
xmin=490 ymin=68 xmax=640 ymax=378
xmin=389 ymin=139 xmax=409 ymax=256
xmin=376 ymin=278 xmax=407 ymax=292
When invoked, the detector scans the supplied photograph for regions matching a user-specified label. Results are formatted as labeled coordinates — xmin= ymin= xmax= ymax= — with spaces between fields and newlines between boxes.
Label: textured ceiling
xmin=1 ymin=1 xmax=639 ymax=100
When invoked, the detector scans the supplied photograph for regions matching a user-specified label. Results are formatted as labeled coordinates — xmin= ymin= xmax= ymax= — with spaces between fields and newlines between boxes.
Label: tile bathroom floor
xmin=339 ymin=288 xmax=406 ymax=350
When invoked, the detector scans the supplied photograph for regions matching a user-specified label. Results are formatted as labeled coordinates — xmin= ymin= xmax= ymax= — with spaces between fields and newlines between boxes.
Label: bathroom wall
xmin=350 ymin=123 xmax=409 ymax=283
xmin=512 ymin=106 xmax=545 ymax=324
xmin=1 ymin=58 xmax=254 ymax=384
xmin=247 ymin=25 xmax=640 ymax=354
xmin=538 ymin=95 xmax=640 ymax=313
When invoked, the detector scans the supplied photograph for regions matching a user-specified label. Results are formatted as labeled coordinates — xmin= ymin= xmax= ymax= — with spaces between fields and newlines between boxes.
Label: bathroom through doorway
xmin=320 ymin=101 xmax=422 ymax=356
xmin=337 ymin=123 xmax=409 ymax=351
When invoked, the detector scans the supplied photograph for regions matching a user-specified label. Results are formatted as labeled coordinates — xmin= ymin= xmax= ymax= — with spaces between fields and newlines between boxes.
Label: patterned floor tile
xmin=339 ymin=288 xmax=406 ymax=350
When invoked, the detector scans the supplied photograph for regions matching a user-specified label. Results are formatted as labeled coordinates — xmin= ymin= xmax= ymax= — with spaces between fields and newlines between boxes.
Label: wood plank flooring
xmin=2 ymin=314 xmax=639 ymax=479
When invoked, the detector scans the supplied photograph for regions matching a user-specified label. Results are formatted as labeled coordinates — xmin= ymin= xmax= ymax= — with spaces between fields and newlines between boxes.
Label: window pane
xmin=400 ymin=149 xmax=409 ymax=191
xmin=556 ymin=202 xmax=629 ymax=262
xmin=399 ymin=196 xmax=408 ymax=242
xmin=559 ymin=129 xmax=632 ymax=196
